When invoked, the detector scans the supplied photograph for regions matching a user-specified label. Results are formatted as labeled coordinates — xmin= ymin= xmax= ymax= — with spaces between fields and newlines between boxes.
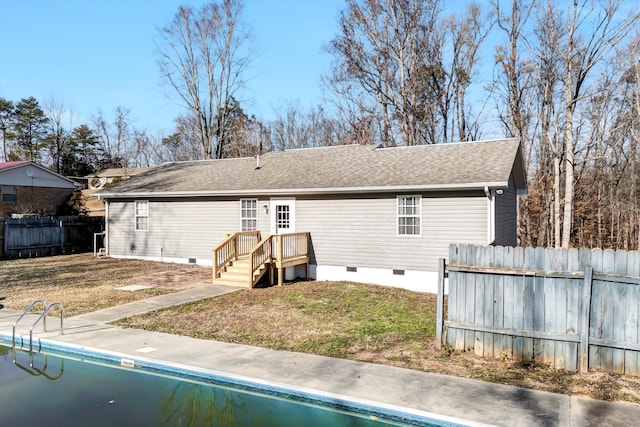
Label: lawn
xmin=0 ymin=254 xmax=211 ymax=316
xmin=2 ymin=254 xmax=639 ymax=405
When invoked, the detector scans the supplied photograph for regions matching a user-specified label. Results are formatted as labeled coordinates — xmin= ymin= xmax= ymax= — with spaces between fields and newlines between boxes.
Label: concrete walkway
xmin=68 ymin=283 xmax=242 ymax=324
xmin=2 ymin=285 xmax=640 ymax=426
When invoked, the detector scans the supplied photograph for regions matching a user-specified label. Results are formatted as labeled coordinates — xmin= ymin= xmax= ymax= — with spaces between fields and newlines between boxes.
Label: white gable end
xmin=0 ymin=163 xmax=77 ymax=189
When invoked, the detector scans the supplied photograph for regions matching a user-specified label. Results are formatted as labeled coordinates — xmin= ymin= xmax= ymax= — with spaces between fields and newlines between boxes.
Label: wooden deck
xmin=212 ymin=231 xmax=310 ymax=288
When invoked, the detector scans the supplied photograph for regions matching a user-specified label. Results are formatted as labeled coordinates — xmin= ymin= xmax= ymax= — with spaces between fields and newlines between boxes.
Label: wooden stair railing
xmin=248 ymin=235 xmax=274 ymax=288
xmin=212 ymin=231 xmax=261 ymax=282
xmin=213 ymin=231 xmax=310 ymax=287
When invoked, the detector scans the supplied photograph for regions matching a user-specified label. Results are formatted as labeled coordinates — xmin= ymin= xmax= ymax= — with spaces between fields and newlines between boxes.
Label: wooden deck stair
xmin=213 ymin=256 xmax=269 ymax=287
xmin=212 ymin=231 xmax=310 ymax=288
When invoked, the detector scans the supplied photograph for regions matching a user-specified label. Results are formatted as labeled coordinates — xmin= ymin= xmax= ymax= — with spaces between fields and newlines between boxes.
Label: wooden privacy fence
xmin=60 ymin=216 xmax=105 ymax=253
xmin=436 ymin=244 xmax=640 ymax=375
xmin=2 ymin=216 xmax=105 ymax=258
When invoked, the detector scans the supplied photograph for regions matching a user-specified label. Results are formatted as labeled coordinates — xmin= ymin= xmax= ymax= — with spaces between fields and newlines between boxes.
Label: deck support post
xmin=277 ymin=235 xmax=283 ymax=286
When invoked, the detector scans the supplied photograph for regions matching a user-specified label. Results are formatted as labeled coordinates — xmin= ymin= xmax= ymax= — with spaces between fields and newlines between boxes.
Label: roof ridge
xmin=282 ymin=144 xmax=370 ymax=153
xmin=374 ymin=138 xmax=517 ymax=151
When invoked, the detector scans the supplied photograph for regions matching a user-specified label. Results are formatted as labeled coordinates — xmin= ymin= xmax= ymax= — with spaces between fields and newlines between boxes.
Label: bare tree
xmin=157 ymin=0 xmax=251 ymax=159
xmin=269 ymin=103 xmax=350 ymax=150
xmin=557 ymin=0 xmax=640 ymax=248
xmin=441 ymin=4 xmax=493 ymax=142
xmin=44 ymin=96 xmax=73 ymax=173
xmin=92 ymin=107 xmax=133 ymax=169
xmin=491 ymin=0 xmax=537 ymax=244
xmin=327 ymin=0 xmax=443 ymax=146
xmin=327 ymin=0 xmax=491 ymax=145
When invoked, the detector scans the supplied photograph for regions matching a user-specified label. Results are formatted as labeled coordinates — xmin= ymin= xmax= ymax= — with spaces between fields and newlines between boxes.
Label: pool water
xmin=0 ymin=344 xmax=436 ymax=427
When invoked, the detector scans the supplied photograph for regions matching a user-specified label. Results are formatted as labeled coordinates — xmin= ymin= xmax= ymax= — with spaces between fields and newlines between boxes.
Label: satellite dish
xmin=26 ymin=169 xmax=33 ymax=177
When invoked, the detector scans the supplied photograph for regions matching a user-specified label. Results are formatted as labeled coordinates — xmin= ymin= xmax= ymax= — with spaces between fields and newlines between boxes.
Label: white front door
xmin=270 ymin=198 xmax=295 ymax=235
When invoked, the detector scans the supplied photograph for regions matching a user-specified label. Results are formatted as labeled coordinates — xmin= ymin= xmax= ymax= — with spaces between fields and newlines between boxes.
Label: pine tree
xmin=13 ymin=97 xmax=49 ymax=162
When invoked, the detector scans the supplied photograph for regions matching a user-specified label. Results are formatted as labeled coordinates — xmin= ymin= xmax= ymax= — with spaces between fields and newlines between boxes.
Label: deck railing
xmin=274 ymin=232 xmax=309 ymax=261
xmin=214 ymin=231 xmax=309 ymax=287
xmin=249 ymin=235 xmax=274 ymax=287
xmin=212 ymin=230 xmax=261 ymax=279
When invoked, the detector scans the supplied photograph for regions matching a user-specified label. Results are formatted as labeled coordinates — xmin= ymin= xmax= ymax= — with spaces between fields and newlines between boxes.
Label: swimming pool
xmin=0 ymin=342 xmax=467 ymax=427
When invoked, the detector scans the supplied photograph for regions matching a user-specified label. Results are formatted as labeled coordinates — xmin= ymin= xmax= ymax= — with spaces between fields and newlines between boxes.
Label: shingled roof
xmin=98 ymin=138 xmax=527 ymax=198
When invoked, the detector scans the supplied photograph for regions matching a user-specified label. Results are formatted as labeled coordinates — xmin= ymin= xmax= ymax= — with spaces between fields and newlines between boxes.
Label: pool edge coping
xmin=0 ymin=331 xmax=492 ymax=427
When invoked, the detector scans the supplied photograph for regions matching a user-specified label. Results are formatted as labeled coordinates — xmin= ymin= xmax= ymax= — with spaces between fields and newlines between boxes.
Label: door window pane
xmin=276 ymin=205 xmax=290 ymax=229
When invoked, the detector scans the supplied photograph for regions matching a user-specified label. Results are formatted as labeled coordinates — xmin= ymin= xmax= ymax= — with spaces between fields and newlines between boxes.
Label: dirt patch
xmin=0 ymin=253 xmax=212 ymax=316
xmin=128 ymin=268 xmax=212 ymax=291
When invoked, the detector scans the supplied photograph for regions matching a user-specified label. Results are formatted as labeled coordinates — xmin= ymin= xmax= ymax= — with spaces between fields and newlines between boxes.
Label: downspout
xmin=485 ymin=186 xmax=495 ymax=245
xmin=101 ymin=197 xmax=109 ymax=255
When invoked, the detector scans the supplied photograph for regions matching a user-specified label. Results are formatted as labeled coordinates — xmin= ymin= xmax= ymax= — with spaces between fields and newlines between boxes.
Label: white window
xmin=135 ymin=200 xmax=149 ymax=231
xmin=2 ymin=185 xmax=16 ymax=202
xmin=240 ymin=199 xmax=257 ymax=231
xmin=397 ymin=195 xmax=421 ymax=236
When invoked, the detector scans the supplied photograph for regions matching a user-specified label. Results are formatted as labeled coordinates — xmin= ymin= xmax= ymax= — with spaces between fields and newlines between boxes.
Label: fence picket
xmin=589 ymin=249 xmax=604 ymax=370
xmin=493 ymin=246 xmax=506 ymax=359
xmin=512 ymin=246 xmax=525 ymax=360
xmin=481 ymin=245 xmax=494 ymax=357
xmin=613 ymin=250 xmax=629 ymax=374
xmin=565 ymin=249 xmax=580 ymax=372
xmin=522 ymin=247 xmax=536 ymax=360
xmin=600 ymin=249 xmax=616 ymax=372
xmin=449 ymin=245 xmax=463 ymax=350
xmin=628 ymin=251 xmax=640 ymax=374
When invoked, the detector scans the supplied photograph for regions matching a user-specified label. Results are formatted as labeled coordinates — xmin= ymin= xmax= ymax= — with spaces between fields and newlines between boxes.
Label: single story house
xmin=98 ymin=138 xmax=527 ymax=293
xmin=87 ymin=167 xmax=153 ymax=190
xmin=0 ymin=161 xmax=79 ymax=217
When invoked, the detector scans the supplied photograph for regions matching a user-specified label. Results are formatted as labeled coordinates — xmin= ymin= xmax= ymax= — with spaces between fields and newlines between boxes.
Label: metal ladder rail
xmin=12 ymin=299 xmax=45 ymax=348
xmin=12 ymin=348 xmax=65 ymax=379
xmin=29 ymin=302 xmax=64 ymax=354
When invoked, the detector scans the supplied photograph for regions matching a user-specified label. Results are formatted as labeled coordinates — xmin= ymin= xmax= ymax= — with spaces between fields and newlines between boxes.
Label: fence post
xmin=579 ymin=265 xmax=593 ymax=373
xmin=436 ymin=258 xmax=446 ymax=350
xmin=59 ymin=218 xmax=64 ymax=253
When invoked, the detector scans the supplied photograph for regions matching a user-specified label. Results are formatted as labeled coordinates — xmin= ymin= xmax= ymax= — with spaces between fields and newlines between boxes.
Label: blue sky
xmin=0 ymin=0 xmax=344 ymax=132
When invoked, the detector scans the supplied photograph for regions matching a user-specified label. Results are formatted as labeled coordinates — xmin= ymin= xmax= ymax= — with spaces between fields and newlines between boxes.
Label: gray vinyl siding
xmin=107 ymin=197 xmax=270 ymax=260
xmin=494 ymin=174 xmax=517 ymax=246
xmin=296 ymin=192 xmax=488 ymax=272
xmin=107 ymin=191 xmax=488 ymax=272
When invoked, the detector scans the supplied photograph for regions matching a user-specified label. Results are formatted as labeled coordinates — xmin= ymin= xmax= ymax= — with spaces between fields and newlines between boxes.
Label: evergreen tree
xmin=68 ymin=124 xmax=100 ymax=176
xmin=0 ymin=98 xmax=15 ymax=161
xmin=13 ymin=97 xmax=49 ymax=161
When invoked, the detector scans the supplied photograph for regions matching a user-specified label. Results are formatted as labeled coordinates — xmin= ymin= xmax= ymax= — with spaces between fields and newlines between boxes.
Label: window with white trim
xmin=397 ymin=195 xmax=421 ymax=236
xmin=135 ymin=200 xmax=149 ymax=231
xmin=240 ymin=199 xmax=257 ymax=231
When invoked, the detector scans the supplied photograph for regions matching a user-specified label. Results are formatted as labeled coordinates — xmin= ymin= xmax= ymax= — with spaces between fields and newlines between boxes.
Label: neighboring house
xmin=98 ymin=139 xmax=527 ymax=293
xmin=0 ymin=161 xmax=79 ymax=217
xmin=87 ymin=167 xmax=153 ymax=190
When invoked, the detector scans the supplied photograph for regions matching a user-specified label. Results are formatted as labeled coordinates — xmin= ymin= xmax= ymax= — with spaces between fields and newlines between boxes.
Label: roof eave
xmin=98 ymin=181 xmax=509 ymax=199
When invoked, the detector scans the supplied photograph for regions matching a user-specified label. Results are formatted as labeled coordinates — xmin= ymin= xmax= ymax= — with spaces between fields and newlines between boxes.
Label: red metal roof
xmin=0 ymin=160 xmax=30 ymax=170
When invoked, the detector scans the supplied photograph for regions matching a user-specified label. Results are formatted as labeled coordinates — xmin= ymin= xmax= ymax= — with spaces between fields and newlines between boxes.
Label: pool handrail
xmin=29 ymin=302 xmax=64 ymax=354
xmin=12 ymin=299 xmax=45 ymax=348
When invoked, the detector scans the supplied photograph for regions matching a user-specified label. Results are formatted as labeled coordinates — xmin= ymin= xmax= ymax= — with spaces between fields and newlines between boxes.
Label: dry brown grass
xmin=0 ymin=254 xmax=211 ymax=316
xmin=117 ymin=281 xmax=640 ymax=406
xmin=2 ymin=254 xmax=639 ymax=405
